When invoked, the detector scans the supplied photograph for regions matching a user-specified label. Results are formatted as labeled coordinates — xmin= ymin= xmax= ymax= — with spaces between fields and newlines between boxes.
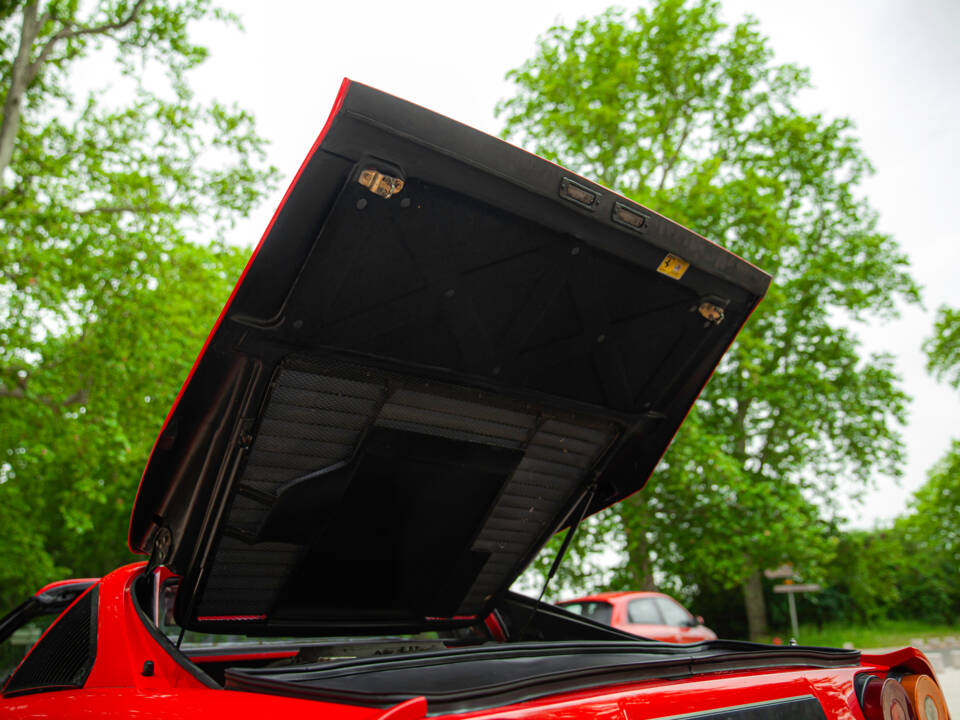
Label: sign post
xmin=787 ymin=591 xmax=798 ymax=642
xmin=772 ymin=582 xmax=821 ymax=642
xmin=765 ymin=563 xmax=821 ymax=644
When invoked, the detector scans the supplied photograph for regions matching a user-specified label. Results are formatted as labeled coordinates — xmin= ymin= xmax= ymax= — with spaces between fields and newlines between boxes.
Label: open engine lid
xmin=128 ymin=80 xmax=770 ymax=635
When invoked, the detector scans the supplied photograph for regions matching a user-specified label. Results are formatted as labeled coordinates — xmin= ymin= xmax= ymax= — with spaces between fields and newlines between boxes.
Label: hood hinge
xmin=146 ymin=526 xmax=173 ymax=574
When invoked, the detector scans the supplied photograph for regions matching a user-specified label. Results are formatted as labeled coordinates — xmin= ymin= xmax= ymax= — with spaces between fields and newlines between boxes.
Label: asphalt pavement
xmin=939 ymin=667 xmax=959 ymax=710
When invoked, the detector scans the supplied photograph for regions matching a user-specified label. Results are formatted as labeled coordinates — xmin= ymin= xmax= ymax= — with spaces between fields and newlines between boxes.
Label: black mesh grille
xmin=4 ymin=587 xmax=97 ymax=696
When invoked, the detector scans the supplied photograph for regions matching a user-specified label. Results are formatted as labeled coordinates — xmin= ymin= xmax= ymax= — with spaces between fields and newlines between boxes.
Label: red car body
xmin=1 ymin=564 xmax=948 ymax=719
xmin=558 ymin=591 xmax=718 ymax=643
xmin=1 ymin=80 xmax=952 ymax=719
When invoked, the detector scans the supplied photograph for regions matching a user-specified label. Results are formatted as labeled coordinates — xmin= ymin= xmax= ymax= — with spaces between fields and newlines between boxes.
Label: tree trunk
xmin=0 ymin=3 xmax=42 ymax=183
xmin=623 ymin=499 xmax=657 ymax=591
xmin=628 ymin=531 xmax=658 ymax=591
xmin=0 ymin=1 xmax=149 ymax=185
xmin=742 ymin=569 xmax=768 ymax=640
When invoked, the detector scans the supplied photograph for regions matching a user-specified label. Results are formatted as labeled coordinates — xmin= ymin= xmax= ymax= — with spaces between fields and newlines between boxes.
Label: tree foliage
xmin=924 ymin=305 xmax=960 ymax=391
xmin=0 ymin=0 xmax=276 ymax=608
xmin=896 ymin=304 xmax=960 ymax=612
xmin=499 ymin=0 xmax=919 ymax=637
xmin=904 ymin=442 xmax=960 ymax=568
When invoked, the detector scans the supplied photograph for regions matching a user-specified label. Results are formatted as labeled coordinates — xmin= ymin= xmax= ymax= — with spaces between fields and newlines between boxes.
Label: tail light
xmin=900 ymin=674 xmax=949 ymax=720
xmin=858 ymin=674 xmax=949 ymax=720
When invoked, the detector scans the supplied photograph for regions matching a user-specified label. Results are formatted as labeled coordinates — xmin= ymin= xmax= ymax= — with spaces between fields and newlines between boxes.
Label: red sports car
xmin=1 ymin=80 xmax=951 ymax=720
xmin=558 ymin=591 xmax=718 ymax=643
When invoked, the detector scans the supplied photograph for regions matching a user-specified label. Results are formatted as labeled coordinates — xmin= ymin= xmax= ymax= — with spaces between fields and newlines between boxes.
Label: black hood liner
xmin=129 ymin=80 xmax=770 ymax=634
xmin=188 ymin=357 xmax=619 ymax=628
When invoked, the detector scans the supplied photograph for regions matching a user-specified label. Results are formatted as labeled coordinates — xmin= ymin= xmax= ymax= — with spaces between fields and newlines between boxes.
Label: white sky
xmin=186 ymin=0 xmax=959 ymax=529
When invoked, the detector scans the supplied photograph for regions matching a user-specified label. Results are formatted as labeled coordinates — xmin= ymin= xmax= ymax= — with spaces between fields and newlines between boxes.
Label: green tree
xmin=924 ymin=305 xmax=960 ymax=390
xmin=498 ymin=0 xmax=919 ymax=639
xmin=903 ymin=443 xmax=960 ymax=571
xmin=898 ymin=304 xmax=960 ymax=617
xmin=0 ymin=0 xmax=275 ymax=607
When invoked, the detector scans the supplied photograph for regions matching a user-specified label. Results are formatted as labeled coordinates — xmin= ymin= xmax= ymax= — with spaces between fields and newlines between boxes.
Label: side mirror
xmin=696 ymin=615 xmax=705 ymax=626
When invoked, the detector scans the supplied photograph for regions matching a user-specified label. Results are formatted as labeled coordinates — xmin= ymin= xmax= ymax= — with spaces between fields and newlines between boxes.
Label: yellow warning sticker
xmin=657 ymin=254 xmax=689 ymax=280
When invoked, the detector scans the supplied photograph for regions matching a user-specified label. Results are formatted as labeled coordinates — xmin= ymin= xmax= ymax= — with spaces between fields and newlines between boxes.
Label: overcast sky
xmin=186 ymin=0 xmax=959 ymax=528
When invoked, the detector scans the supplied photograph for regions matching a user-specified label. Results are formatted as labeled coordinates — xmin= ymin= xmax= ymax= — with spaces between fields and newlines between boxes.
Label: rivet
xmin=400 ymin=198 xmax=411 ymax=208
xmin=356 ymin=198 xmax=368 ymax=210
xmin=597 ymin=334 xmax=606 ymax=343
xmin=444 ymin=288 xmax=455 ymax=298
xmin=571 ymin=247 xmax=580 ymax=256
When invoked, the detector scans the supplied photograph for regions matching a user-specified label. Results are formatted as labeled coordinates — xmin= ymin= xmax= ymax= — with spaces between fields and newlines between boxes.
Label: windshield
xmin=151 ymin=576 xmax=473 ymax=653
xmin=0 ymin=610 xmax=58 ymax=682
xmin=557 ymin=601 xmax=613 ymax=625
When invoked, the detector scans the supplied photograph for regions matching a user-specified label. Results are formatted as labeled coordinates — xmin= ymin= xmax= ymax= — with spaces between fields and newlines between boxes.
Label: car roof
xmin=559 ymin=591 xmax=673 ymax=604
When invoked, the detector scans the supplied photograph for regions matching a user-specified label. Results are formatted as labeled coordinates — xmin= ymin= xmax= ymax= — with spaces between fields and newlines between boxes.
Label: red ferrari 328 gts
xmin=1 ymin=81 xmax=951 ymax=720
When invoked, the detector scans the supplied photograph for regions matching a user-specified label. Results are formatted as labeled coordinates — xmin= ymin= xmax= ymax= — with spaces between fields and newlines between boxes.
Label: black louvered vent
xmin=4 ymin=587 xmax=97 ymax=697
xmin=191 ymin=358 xmax=620 ymax=625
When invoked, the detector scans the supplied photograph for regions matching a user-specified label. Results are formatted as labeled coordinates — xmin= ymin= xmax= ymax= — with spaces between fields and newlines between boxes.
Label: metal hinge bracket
xmin=357 ymin=168 xmax=404 ymax=199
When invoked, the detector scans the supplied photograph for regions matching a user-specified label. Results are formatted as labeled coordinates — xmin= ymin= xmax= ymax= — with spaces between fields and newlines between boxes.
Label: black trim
xmin=3 ymin=587 xmax=98 ymax=697
xmin=654 ymin=696 xmax=827 ymax=720
xmin=0 ymin=600 xmax=35 ymax=647
xmin=333 ymin=84 xmax=770 ymax=297
xmin=0 ymin=580 xmax=98 ymax=646
xmin=34 ymin=580 xmax=98 ymax=607
xmin=224 ymin=640 xmax=856 ymax=715
xmin=129 ymin=573 xmax=220 ymax=689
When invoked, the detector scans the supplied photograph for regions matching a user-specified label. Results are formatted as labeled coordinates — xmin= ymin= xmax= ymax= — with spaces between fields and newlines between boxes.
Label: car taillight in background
xmin=857 ymin=674 xmax=949 ymax=720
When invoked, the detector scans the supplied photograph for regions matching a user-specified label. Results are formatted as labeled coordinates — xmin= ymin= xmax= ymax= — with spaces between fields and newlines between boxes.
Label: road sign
xmin=764 ymin=564 xmax=797 ymax=580
xmin=766 ymin=569 xmax=821 ymax=642
xmin=773 ymin=583 xmax=821 ymax=594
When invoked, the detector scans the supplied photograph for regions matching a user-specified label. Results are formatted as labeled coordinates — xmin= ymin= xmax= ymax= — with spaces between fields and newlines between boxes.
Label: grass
xmin=759 ymin=620 xmax=960 ymax=650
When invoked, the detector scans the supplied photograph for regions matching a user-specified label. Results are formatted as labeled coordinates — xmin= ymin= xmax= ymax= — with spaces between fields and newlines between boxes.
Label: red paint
xmin=1 ymin=686 xmax=388 ymax=720
xmin=861 ymin=648 xmax=941 ymax=685
xmin=4 ymin=562 xmax=947 ymax=719
xmin=127 ymin=77 xmax=353 ymax=553
xmin=188 ymin=651 xmax=298 ymax=664
xmin=483 ymin=613 xmax=507 ymax=642
xmin=377 ymin=696 xmax=428 ymax=720
xmin=559 ymin=591 xmax=718 ymax=643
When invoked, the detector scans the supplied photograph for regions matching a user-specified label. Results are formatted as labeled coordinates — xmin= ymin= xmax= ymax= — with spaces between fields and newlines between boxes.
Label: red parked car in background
xmin=0 ymin=80 xmax=951 ymax=720
xmin=558 ymin=591 xmax=718 ymax=643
